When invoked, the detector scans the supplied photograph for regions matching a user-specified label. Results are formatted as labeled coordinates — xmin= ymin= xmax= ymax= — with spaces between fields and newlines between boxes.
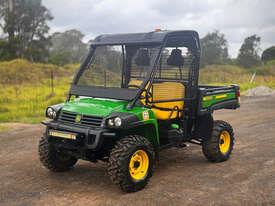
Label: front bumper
xmin=42 ymin=120 xmax=116 ymax=150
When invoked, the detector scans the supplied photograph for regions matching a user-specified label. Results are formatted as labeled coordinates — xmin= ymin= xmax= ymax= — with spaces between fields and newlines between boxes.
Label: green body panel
xmin=202 ymin=92 xmax=236 ymax=108
xmin=63 ymin=98 xmax=128 ymax=117
xmin=62 ymin=98 xmax=159 ymax=145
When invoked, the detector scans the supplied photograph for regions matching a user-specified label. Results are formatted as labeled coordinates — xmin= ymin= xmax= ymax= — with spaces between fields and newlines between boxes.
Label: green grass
xmin=0 ymin=78 xmax=70 ymax=123
xmin=0 ymin=59 xmax=77 ymax=123
xmin=0 ymin=59 xmax=275 ymax=124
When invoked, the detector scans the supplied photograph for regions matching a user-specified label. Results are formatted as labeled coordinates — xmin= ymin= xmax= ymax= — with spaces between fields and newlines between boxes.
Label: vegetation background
xmin=0 ymin=0 xmax=275 ymax=124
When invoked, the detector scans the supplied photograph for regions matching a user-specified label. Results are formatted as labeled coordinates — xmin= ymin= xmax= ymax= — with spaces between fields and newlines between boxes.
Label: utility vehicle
xmin=39 ymin=30 xmax=240 ymax=192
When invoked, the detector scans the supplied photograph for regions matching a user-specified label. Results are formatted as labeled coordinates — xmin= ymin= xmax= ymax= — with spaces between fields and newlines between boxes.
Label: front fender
xmin=127 ymin=109 xmax=159 ymax=147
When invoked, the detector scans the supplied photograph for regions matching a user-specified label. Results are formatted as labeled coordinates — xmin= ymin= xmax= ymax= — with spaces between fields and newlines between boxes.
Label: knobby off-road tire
xmin=202 ymin=120 xmax=235 ymax=162
xmin=108 ymin=135 xmax=155 ymax=192
xmin=38 ymin=136 xmax=78 ymax=172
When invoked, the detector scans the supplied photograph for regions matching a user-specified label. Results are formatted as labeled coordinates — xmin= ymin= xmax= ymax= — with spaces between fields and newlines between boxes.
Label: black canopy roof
xmin=91 ymin=30 xmax=200 ymax=52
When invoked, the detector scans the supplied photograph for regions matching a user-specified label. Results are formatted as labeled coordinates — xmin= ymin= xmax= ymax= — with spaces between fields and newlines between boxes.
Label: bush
xmin=262 ymin=46 xmax=275 ymax=63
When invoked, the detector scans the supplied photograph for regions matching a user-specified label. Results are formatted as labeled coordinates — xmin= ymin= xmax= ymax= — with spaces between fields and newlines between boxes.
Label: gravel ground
xmin=245 ymin=86 xmax=275 ymax=97
xmin=0 ymin=96 xmax=274 ymax=206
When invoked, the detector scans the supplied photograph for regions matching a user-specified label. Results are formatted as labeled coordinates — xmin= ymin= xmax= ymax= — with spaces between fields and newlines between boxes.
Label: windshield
xmin=77 ymin=44 xmax=161 ymax=89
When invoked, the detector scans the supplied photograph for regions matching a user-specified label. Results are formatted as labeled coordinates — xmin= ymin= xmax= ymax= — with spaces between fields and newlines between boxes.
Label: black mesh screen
xmin=129 ymin=47 xmax=160 ymax=82
xmin=129 ymin=47 xmax=195 ymax=83
xmin=154 ymin=47 xmax=194 ymax=82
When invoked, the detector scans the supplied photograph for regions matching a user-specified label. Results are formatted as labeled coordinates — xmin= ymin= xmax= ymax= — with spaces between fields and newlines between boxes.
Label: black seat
xmin=134 ymin=49 xmax=150 ymax=66
xmin=167 ymin=49 xmax=184 ymax=67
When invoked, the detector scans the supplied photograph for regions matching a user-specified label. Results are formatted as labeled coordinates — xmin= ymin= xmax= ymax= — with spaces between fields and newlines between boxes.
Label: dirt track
xmin=0 ymin=96 xmax=275 ymax=206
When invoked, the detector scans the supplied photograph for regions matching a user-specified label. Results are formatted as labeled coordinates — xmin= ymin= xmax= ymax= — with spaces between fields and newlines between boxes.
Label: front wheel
xmin=38 ymin=136 xmax=78 ymax=172
xmin=108 ymin=135 xmax=155 ymax=192
xmin=202 ymin=120 xmax=235 ymax=162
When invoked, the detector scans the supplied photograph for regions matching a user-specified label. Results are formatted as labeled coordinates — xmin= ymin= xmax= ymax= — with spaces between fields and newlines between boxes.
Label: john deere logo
xmin=142 ymin=111 xmax=149 ymax=120
xmin=75 ymin=114 xmax=81 ymax=123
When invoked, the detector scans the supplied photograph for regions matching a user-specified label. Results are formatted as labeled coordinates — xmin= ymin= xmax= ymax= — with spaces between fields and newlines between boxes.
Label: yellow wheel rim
xmin=129 ymin=150 xmax=149 ymax=181
xmin=219 ymin=131 xmax=231 ymax=154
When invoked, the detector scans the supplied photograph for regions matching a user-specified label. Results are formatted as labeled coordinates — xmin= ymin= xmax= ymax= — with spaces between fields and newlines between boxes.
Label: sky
xmin=43 ymin=0 xmax=275 ymax=57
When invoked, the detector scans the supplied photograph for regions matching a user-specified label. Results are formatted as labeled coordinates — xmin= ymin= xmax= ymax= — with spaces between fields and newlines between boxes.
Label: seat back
xmin=151 ymin=82 xmax=185 ymax=120
xmin=127 ymin=80 xmax=185 ymax=120
xmin=167 ymin=49 xmax=184 ymax=67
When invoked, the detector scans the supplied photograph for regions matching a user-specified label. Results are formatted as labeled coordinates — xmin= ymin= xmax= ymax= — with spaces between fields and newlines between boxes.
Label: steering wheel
xmin=127 ymin=85 xmax=153 ymax=101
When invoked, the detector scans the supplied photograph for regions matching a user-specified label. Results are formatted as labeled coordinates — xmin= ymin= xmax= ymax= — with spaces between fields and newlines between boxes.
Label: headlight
xmin=45 ymin=104 xmax=63 ymax=120
xmin=46 ymin=107 xmax=57 ymax=119
xmin=114 ymin=117 xmax=122 ymax=127
xmin=107 ymin=117 xmax=122 ymax=127
xmin=108 ymin=118 xmax=114 ymax=126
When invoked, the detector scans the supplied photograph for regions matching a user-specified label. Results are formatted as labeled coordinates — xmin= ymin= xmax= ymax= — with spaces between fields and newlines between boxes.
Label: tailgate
xmin=198 ymin=85 xmax=240 ymax=114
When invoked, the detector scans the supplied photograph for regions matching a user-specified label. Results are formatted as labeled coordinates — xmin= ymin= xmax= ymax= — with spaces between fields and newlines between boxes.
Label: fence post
xmin=51 ymin=69 xmax=54 ymax=95
xmin=250 ymin=72 xmax=256 ymax=83
xmin=104 ymin=70 xmax=106 ymax=87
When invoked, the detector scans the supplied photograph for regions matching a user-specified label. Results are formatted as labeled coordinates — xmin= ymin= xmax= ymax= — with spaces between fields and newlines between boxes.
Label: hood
xmin=61 ymin=98 xmax=129 ymax=117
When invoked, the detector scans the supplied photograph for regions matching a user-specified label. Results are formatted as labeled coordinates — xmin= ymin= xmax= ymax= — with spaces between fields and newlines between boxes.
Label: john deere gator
xmin=39 ymin=30 xmax=240 ymax=192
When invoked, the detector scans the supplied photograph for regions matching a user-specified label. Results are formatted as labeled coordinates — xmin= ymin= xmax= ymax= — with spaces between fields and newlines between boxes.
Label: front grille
xmin=59 ymin=111 xmax=103 ymax=127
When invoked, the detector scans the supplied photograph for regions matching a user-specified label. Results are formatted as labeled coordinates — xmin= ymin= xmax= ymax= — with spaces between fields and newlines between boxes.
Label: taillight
xmin=236 ymin=90 xmax=240 ymax=102
xmin=236 ymin=90 xmax=240 ymax=97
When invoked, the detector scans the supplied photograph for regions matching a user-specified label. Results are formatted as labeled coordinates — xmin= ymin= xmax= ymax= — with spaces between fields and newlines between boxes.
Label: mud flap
xmin=194 ymin=114 xmax=213 ymax=140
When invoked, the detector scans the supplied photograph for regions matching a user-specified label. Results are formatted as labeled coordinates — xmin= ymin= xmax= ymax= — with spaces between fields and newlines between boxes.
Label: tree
xmin=0 ymin=39 xmax=9 ymax=60
xmin=49 ymin=29 xmax=88 ymax=65
xmin=0 ymin=0 xmax=53 ymax=61
xmin=261 ymin=46 xmax=275 ymax=63
xmin=200 ymin=31 xmax=229 ymax=67
xmin=237 ymin=35 xmax=261 ymax=68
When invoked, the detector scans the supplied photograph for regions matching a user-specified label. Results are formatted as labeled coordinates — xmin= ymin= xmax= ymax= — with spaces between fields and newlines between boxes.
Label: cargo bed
xmin=198 ymin=85 xmax=240 ymax=114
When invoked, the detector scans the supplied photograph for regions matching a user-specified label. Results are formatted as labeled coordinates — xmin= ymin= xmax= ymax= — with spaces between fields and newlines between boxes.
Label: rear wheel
xmin=38 ymin=136 xmax=78 ymax=172
xmin=202 ymin=120 xmax=234 ymax=162
xmin=108 ymin=135 xmax=155 ymax=192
